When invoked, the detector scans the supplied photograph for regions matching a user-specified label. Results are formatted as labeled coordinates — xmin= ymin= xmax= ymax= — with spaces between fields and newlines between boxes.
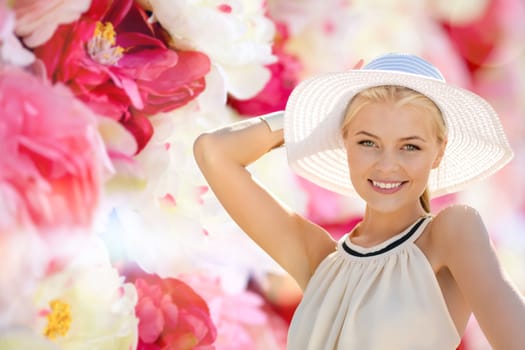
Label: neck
xmin=354 ymin=205 xmax=428 ymax=242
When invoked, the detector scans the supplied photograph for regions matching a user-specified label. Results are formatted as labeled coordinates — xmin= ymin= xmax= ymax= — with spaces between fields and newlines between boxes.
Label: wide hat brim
xmin=284 ymin=69 xmax=514 ymax=198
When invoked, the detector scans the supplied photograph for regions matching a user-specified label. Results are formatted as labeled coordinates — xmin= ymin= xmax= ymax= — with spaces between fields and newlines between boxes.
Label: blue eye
xmin=403 ymin=144 xmax=420 ymax=151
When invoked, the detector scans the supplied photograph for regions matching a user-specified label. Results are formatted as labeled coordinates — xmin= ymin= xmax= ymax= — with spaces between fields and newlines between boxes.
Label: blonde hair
xmin=341 ymin=85 xmax=447 ymax=213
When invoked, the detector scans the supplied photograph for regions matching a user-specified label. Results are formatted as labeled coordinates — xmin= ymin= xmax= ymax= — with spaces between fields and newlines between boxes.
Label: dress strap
xmin=342 ymin=216 xmax=431 ymax=257
xmin=406 ymin=215 xmax=433 ymax=242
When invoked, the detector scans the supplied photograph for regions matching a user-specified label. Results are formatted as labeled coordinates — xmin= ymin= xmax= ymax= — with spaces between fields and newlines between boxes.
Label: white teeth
xmin=372 ymin=181 xmax=402 ymax=189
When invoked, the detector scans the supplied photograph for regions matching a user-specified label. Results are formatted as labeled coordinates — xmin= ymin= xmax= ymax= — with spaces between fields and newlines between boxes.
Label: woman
xmin=193 ymin=53 xmax=525 ymax=349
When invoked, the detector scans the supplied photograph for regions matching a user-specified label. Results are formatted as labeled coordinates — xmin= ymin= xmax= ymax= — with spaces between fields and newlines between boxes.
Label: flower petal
xmin=136 ymin=297 xmax=165 ymax=343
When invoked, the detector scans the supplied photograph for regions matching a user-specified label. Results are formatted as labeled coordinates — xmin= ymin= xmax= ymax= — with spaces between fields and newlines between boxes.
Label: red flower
xmin=33 ymin=0 xmax=210 ymax=152
xmin=132 ymin=273 xmax=217 ymax=350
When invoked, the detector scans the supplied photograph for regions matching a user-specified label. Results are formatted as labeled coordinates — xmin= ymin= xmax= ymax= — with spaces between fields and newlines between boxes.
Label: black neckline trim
xmin=342 ymin=217 xmax=426 ymax=257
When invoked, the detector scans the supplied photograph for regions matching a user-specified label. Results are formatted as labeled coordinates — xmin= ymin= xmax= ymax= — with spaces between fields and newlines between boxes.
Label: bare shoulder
xmin=430 ymin=204 xmax=491 ymax=262
xmin=432 ymin=204 xmax=488 ymax=241
xmin=434 ymin=202 xmax=481 ymax=222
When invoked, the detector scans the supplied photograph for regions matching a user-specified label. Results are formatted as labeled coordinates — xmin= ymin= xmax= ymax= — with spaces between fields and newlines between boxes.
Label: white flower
xmin=13 ymin=0 xmax=92 ymax=47
xmin=0 ymin=329 xmax=59 ymax=350
xmin=0 ymin=1 xmax=34 ymax=65
xmin=429 ymin=0 xmax=490 ymax=24
xmin=148 ymin=0 xmax=277 ymax=99
xmin=32 ymin=237 xmax=138 ymax=350
xmin=97 ymin=69 xmax=228 ymax=278
xmin=0 ymin=229 xmax=48 ymax=329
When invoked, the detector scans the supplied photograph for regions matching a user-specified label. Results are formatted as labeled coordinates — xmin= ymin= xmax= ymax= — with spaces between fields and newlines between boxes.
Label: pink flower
xmin=180 ymin=274 xmax=289 ymax=350
xmin=33 ymin=0 xmax=210 ymax=152
xmin=440 ymin=0 xmax=500 ymax=72
xmin=13 ymin=0 xmax=92 ymax=47
xmin=0 ymin=66 xmax=106 ymax=233
xmin=131 ymin=272 xmax=217 ymax=350
xmin=228 ymin=21 xmax=302 ymax=116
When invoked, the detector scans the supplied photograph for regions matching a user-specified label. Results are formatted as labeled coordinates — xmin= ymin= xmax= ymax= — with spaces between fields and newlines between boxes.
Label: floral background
xmin=1 ymin=0 xmax=524 ymax=349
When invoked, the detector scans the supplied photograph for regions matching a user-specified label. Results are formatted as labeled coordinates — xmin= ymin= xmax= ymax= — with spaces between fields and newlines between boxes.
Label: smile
xmin=369 ymin=180 xmax=406 ymax=193
xmin=371 ymin=180 xmax=403 ymax=189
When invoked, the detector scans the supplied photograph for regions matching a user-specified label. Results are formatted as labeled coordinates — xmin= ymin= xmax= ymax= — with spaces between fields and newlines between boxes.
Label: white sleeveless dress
xmin=287 ymin=216 xmax=461 ymax=350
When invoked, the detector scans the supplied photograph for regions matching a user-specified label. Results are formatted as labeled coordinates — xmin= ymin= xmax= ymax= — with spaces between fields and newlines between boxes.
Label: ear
xmin=432 ymin=139 xmax=447 ymax=169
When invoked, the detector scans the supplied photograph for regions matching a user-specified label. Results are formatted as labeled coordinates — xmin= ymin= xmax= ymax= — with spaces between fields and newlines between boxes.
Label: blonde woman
xmin=194 ymin=53 xmax=525 ymax=349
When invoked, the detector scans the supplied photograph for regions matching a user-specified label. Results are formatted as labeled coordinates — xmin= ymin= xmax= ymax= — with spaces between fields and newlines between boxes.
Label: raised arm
xmin=193 ymin=113 xmax=335 ymax=289
xmin=434 ymin=205 xmax=525 ymax=349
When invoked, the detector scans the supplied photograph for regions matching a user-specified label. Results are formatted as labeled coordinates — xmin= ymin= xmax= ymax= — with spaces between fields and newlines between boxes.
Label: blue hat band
xmin=363 ymin=54 xmax=445 ymax=81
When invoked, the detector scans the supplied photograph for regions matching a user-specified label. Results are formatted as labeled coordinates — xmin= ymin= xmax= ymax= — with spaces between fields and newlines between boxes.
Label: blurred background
xmin=1 ymin=0 xmax=524 ymax=349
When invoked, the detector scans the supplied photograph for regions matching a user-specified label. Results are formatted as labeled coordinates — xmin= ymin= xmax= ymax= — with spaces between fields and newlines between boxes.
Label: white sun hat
xmin=284 ymin=53 xmax=514 ymax=197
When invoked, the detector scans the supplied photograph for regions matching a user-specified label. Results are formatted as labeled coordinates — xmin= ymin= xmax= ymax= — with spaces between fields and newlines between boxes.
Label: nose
xmin=374 ymin=150 xmax=400 ymax=173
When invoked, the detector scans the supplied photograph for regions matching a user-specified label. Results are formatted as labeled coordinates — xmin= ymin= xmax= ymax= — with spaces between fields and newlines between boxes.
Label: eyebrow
xmin=354 ymin=131 xmax=427 ymax=142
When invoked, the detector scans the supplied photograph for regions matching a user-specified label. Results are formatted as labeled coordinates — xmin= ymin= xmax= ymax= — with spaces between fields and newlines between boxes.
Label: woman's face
xmin=343 ymin=101 xmax=446 ymax=213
